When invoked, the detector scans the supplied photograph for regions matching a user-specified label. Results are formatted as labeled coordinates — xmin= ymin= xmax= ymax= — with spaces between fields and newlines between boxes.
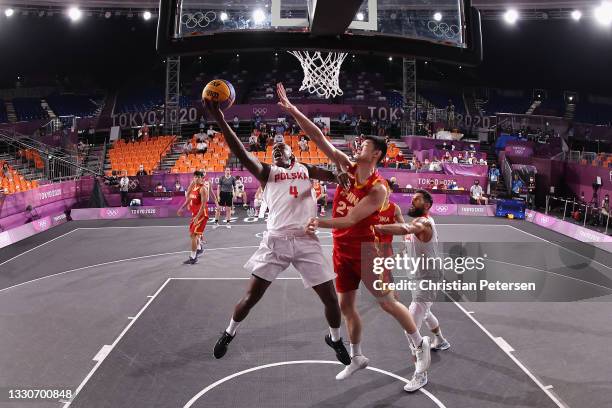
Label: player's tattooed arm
xmin=276 ymin=82 xmax=352 ymax=170
xmin=204 ymin=99 xmax=271 ymax=183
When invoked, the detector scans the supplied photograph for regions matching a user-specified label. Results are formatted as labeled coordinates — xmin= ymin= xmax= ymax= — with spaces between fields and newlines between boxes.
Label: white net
xmin=288 ymin=51 xmax=348 ymax=99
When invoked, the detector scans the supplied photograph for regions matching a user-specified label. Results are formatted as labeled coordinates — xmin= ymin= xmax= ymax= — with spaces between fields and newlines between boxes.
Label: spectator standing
xmin=511 ymin=174 xmax=524 ymax=198
xmin=488 ymin=164 xmax=500 ymax=197
xmin=119 ymin=171 xmax=130 ymax=206
xmin=526 ymin=176 xmax=536 ymax=209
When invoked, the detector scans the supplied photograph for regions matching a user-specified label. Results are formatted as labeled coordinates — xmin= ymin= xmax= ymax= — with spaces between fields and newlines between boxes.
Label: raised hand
xmin=276 ymin=83 xmax=295 ymax=112
xmin=204 ymin=99 xmax=224 ymax=120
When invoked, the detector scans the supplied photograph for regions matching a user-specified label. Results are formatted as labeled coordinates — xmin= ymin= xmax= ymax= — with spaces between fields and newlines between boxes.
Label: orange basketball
xmin=202 ymin=79 xmax=236 ymax=110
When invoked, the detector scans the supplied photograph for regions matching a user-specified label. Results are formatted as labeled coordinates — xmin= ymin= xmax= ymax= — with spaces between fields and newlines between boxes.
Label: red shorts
xmin=189 ymin=212 xmax=208 ymax=235
xmin=333 ymin=241 xmax=394 ymax=297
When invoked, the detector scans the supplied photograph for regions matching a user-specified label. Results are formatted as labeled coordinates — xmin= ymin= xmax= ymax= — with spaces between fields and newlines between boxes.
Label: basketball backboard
xmin=157 ymin=0 xmax=482 ymax=65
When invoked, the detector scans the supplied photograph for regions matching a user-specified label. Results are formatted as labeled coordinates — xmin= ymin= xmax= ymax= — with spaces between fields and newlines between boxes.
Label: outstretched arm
xmin=374 ymin=220 xmax=430 ymax=237
xmin=302 ymin=164 xmax=336 ymax=184
xmin=205 ymin=100 xmax=270 ymax=183
xmin=306 ymin=183 xmax=386 ymax=232
xmin=277 ymin=83 xmax=351 ymax=170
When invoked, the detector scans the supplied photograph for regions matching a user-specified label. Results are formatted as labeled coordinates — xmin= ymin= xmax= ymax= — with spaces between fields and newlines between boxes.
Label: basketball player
xmin=313 ymin=179 xmax=327 ymax=216
xmin=204 ymin=99 xmax=351 ymax=366
xmin=374 ymin=190 xmax=450 ymax=391
xmin=277 ymin=83 xmax=431 ymax=381
xmin=177 ymin=170 xmax=209 ymax=265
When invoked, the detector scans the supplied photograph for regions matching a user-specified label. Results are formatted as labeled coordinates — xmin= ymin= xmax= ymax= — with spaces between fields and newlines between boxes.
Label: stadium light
xmin=252 ymin=9 xmax=265 ymax=24
xmin=433 ymin=12 xmax=443 ymax=22
xmin=388 ymin=56 xmax=393 ymax=61
xmin=356 ymin=12 xmax=364 ymax=21
xmin=504 ymin=9 xmax=519 ymax=24
xmin=68 ymin=7 xmax=82 ymax=21
xmin=5 ymin=8 xmax=14 ymax=17
xmin=220 ymin=12 xmax=228 ymax=21
xmin=571 ymin=10 xmax=582 ymax=21
xmin=594 ymin=1 xmax=612 ymax=26
xmin=143 ymin=11 xmax=152 ymax=21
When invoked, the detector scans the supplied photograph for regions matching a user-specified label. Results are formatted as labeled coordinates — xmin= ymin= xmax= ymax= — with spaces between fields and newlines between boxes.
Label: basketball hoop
xmin=288 ymin=51 xmax=347 ymax=99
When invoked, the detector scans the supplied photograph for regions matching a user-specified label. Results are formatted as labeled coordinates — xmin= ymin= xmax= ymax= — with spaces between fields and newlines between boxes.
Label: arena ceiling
xmin=0 ymin=0 xmax=604 ymax=11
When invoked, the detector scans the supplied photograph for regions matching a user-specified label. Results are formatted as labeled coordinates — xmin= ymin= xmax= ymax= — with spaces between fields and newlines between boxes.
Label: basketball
xmin=202 ymin=79 xmax=236 ymax=110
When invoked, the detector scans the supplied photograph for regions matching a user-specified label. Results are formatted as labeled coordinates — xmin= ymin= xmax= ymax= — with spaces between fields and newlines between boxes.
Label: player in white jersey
xmin=204 ymin=99 xmax=351 ymax=365
xmin=374 ymin=189 xmax=450 ymax=392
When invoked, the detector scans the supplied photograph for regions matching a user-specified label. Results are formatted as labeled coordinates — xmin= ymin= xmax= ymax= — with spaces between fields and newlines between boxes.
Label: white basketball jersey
xmin=263 ymin=162 xmax=316 ymax=232
xmin=406 ymin=215 xmax=440 ymax=280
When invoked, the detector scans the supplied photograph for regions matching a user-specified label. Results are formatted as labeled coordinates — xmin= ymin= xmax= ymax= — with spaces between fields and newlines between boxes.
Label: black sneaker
xmin=213 ymin=331 xmax=235 ymax=359
xmin=325 ymin=334 xmax=351 ymax=365
xmin=183 ymin=257 xmax=198 ymax=265
xmin=196 ymin=248 xmax=204 ymax=256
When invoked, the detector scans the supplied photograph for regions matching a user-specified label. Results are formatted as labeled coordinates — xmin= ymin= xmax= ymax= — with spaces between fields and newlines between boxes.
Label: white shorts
xmin=244 ymin=230 xmax=336 ymax=288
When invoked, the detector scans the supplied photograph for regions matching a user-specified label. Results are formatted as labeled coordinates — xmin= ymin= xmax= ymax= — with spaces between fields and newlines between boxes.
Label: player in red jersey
xmin=277 ymin=83 xmax=431 ymax=383
xmin=375 ymin=183 xmax=405 ymax=259
xmin=177 ymin=170 xmax=209 ymax=265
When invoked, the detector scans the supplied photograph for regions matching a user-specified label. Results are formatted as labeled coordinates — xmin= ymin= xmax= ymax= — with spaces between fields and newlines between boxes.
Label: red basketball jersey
xmin=188 ymin=183 xmax=207 ymax=216
xmin=332 ymin=163 xmax=385 ymax=243
xmin=375 ymin=201 xmax=398 ymax=244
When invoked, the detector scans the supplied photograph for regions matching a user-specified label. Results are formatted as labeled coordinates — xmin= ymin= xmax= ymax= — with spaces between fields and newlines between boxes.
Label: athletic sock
xmin=350 ymin=343 xmax=362 ymax=357
xmin=329 ymin=327 xmax=341 ymax=342
xmin=405 ymin=330 xmax=423 ymax=349
xmin=226 ymin=318 xmax=240 ymax=336
xmin=190 ymin=251 xmax=197 ymax=259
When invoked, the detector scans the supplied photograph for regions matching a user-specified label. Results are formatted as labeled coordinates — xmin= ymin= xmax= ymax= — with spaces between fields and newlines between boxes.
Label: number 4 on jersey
xmin=289 ymin=185 xmax=298 ymax=198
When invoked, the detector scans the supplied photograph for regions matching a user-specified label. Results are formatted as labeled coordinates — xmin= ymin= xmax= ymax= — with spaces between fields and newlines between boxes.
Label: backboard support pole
xmin=402 ymin=58 xmax=416 ymax=136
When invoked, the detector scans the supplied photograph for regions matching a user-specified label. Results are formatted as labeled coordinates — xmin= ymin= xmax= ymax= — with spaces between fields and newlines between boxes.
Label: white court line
xmin=0 ymin=245 xmax=271 ymax=294
xmin=183 ymin=360 xmax=446 ymax=408
xmin=62 ymin=277 xmax=173 ymax=408
xmin=507 ymin=225 xmax=611 ymax=270
xmin=63 ymin=278 xmax=445 ymax=408
xmin=0 ymin=229 xmax=77 ymax=266
xmin=482 ymin=256 xmax=612 ymax=292
xmin=445 ymin=292 xmax=568 ymax=408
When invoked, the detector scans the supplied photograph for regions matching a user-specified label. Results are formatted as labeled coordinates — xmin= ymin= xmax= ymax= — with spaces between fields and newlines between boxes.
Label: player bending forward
xmin=276 ymin=83 xmax=431 ymax=382
xmin=204 ymin=99 xmax=351 ymax=366
xmin=177 ymin=171 xmax=210 ymax=264
xmin=374 ymin=189 xmax=450 ymax=391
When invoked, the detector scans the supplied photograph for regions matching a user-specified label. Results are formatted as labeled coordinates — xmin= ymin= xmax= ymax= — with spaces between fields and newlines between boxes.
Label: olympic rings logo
xmin=181 ymin=11 xmax=217 ymax=29
xmin=105 ymin=209 xmax=120 ymax=217
xmin=434 ymin=205 xmax=449 ymax=212
xmin=427 ymin=21 xmax=460 ymax=40
xmin=252 ymin=108 xmax=268 ymax=115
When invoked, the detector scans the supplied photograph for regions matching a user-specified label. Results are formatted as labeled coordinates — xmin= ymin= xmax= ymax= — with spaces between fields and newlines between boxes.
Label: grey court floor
xmin=0 ymin=214 xmax=611 ymax=408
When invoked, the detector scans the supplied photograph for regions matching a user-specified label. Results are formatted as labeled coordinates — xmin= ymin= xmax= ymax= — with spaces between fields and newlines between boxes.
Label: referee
xmin=214 ymin=167 xmax=236 ymax=229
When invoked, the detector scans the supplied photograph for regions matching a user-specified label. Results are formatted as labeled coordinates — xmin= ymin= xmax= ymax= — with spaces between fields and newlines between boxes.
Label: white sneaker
xmin=404 ymin=372 xmax=427 ymax=392
xmin=335 ymin=355 xmax=369 ymax=380
xmin=431 ymin=336 xmax=450 ymax=351
xmin=414 ymin=336 xmax=431 ymax=374
xmin=226 ymin=224 xmax=231 ymax=229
